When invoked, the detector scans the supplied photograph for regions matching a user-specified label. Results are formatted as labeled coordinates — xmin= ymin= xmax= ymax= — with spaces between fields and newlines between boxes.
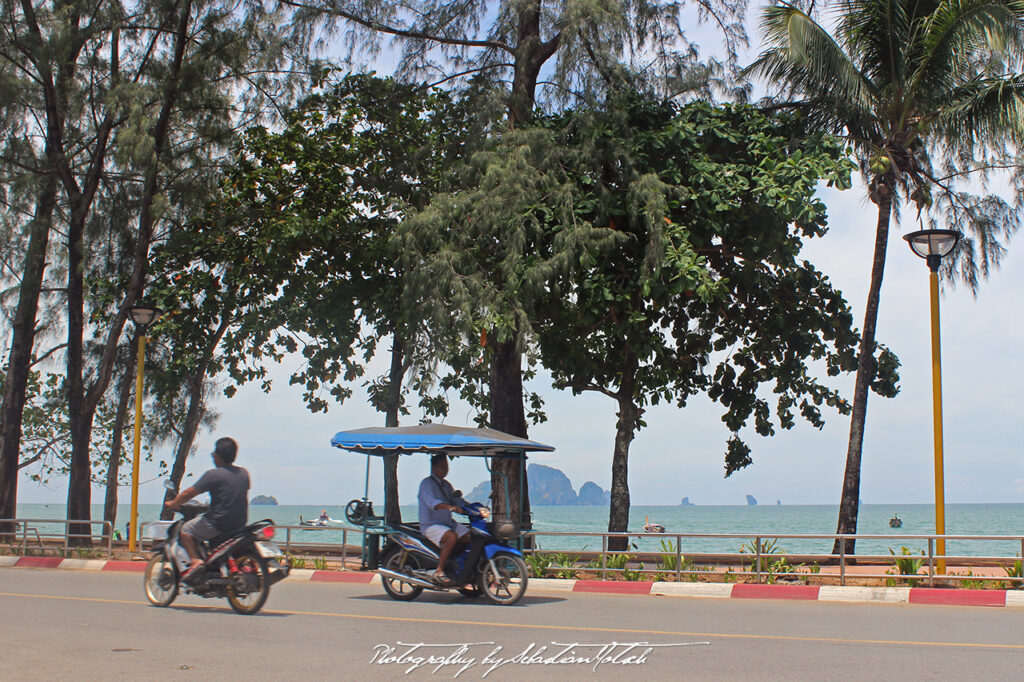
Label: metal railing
xmin=137 ymin=522 xmax=358 ymax=567
xmin=0 ymin=518 xmax=114 ymax=558
xmin=521 ymin=531 xmax=1024 ymax=587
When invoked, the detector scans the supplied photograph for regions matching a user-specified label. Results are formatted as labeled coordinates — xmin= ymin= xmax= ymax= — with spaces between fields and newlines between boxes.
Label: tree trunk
xmin=102 ymin=337 xmax=138 ymax=542
xmin=832 ymin=185 xmax=894 ymax=557
xmin=160 ymin=316 xmax=229 ymax=519
xmin=65 ymin=192 xmax=94 ymax=545
xmin=0 ymin=175 xmax=57 ymax=539
xmin=159 ymin=373 xmax=207 ymax=520
xmin=607 ymin=351 xmax=639 ymax=552
xmin=66 ymin=0 xmax=194 ymax=545
xmin=488 ymin=338 xmax=531 ymax=534
xmin=382 ymin=333 xmax=405 ymax=524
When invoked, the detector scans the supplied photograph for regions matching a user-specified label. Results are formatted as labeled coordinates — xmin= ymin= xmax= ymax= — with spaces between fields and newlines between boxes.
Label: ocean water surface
xmin=15 ymin=502 xmax=1024 ymax=558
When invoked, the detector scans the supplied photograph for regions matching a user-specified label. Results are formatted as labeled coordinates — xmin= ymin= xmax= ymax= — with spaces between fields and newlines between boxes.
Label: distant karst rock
xmin=251 ymin=495 xmax=278 ymax=505
xmin=680 ymin=497 xmax=695 ymax=506
xmin=527 ymin=463 xmax=578 ymax=505
xmin=577 ymin=481 xmax=610 ymax=505
xmin=467 ymin=480 xmax=491 ymax=503
xmin=777 ymin=500 xmax=781 ymax=506
xmin=465 ymin=464 xmax=609 ymax=506
xmin=746 ymin=494 xmax=757 ymax=506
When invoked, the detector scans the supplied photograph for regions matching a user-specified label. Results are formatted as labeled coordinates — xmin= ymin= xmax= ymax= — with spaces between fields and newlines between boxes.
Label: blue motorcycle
xmin=378 ymin=501 xmax=529 ymax=605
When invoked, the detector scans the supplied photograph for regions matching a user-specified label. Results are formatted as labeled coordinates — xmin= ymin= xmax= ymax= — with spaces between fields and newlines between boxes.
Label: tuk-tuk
xmin=331 ymin=424 xmax=554 ymax=605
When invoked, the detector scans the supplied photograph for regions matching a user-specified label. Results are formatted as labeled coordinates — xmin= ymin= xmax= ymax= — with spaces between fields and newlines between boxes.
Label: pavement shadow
xmin=167 ymin=603 xmax=289 ymax=617
xmin=349 ymin=593 xmax=567 ymax=607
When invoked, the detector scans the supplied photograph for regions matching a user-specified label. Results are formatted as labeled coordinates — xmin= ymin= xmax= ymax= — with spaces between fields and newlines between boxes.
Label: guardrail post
xmin=839 ymin=538 xmax=846 ymax=586
xmin=21 ymin=521 xmax=27 ymax=555
xmin=676 ymin=535 xmax=682 ymax=581
xmin=104 ymin=522 xmax=113 ymax=558
xmin=755 ymin=536 xmax=762 ymax=584
xmin=601 ymin=535 xmax=607 ymax=581
xmin=341 ymin=529 xmax=347 ymax=569
xmin=928 ymin=538 xmax=935 ymax=587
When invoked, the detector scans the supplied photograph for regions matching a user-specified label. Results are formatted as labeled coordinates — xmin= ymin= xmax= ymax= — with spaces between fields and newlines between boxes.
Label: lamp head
xmin=904 ymin=229 xmax=960 ymax=271
xmin=129 ymin=304 xmax=162 ymax=328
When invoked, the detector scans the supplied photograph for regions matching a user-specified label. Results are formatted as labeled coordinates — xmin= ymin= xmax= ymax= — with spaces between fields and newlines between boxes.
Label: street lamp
xmin=903 ymin=229 xmax=959 ymax=574
xmin=128 ymin=303 xmax=162 ymax=552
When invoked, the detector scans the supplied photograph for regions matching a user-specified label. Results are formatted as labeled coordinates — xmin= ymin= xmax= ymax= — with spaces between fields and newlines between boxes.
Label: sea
xmin=14 ymin=502 xmax=1024 ymax=558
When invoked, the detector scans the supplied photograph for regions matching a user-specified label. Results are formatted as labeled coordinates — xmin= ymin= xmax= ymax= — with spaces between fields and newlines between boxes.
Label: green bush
xmin=887 ymin=546 xmax=924 ymax=586
xmin=524 ymin=552 xmax=554 ymax=578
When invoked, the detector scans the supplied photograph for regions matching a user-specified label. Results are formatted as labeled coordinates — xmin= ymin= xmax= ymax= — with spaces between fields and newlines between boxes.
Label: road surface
xmin=1 ymin=568 xmax=1022 ymax=680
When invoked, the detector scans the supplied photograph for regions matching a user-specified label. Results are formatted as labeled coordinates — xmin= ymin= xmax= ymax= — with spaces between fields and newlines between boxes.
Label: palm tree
xmin=749 ymin=0 xmax=1024 ymax=555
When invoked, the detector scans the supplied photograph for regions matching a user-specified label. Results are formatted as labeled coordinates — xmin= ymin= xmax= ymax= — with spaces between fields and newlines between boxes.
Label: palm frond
xmin=931 ymin=75 xmax=1024 ymax=149
xmin=838 ymin=0 xmax=913 ymax=87
xmin=749 ymin=4 xmax=874 ymax=120
xmin=912 ymin=0 xmax=1024 ymax=97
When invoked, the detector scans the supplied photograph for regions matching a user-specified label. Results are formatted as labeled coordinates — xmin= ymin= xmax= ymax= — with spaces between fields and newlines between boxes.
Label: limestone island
xmin=251 ymin=495 xmax=278 ymax=505
xmin=746 ymin=494 xmax=757 ymax=506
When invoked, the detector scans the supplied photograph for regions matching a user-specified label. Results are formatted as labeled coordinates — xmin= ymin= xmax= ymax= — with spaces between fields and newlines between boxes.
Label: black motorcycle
xmin=143 ymin=499 xmax=289 ymax=615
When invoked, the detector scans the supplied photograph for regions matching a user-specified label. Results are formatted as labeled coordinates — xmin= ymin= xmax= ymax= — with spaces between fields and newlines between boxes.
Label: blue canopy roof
xmin=330 ymin=424 xmax=554 ymax=456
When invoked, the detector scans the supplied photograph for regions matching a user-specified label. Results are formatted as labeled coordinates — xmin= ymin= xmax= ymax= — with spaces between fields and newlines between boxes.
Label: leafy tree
xmin=151 ymin=76 xmax=478 ymax=522
xmin=0 ymin=0 xmax=312 ymax=541
xmin=749 ymin=0 xmax=1024 ymax=554
xmin=530 ymin=96 xmax=888 ymax=548
xmin=295 ymin=0 xmax=751 ymax=531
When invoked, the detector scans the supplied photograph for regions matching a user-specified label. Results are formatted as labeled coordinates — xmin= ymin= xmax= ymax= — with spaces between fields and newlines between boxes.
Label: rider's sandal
xmin=432 ymin=571 xmax=453 ymax=586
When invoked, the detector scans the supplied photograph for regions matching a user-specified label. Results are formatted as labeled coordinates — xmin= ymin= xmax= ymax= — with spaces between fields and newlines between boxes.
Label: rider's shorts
xmin=423 ymin=522 xmax=469 ymax=546
xmin=181 ymin=516 xmax=219 ymax=542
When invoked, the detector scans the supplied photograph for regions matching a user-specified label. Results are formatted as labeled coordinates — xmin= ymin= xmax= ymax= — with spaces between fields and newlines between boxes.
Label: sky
xmin=16 ymin=5 xmax=1024 ymax=510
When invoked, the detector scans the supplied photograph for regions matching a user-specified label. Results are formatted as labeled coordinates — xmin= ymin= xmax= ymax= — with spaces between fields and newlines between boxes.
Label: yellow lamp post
xmin=903 ymin=229 xmax=960 ymax=574
xmin=127 ymin=303 xmax=162 ymax=552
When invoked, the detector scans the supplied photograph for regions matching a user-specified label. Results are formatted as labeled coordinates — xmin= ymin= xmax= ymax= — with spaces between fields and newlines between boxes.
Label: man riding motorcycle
xmin=164 ymin=437 xmax=249 ymax=580
xmin=418 ymin=453 xmax=471 ymax=584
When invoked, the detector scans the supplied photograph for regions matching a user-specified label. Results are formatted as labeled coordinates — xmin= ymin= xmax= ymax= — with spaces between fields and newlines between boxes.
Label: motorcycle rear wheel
xmin=381 ymin=548 xmax=424 ymax=601
xmin=226 ymin=553 xmax=270 ymax=615
xmin=478 ymin=552 xmax=528 ymax=605
xmin=143 ymin=554 xmax=179 ymax=607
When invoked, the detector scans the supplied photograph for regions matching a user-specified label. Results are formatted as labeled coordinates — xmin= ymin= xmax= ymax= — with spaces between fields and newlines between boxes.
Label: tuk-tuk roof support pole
xmin=361 ymin=453 xmax=370 ymax=568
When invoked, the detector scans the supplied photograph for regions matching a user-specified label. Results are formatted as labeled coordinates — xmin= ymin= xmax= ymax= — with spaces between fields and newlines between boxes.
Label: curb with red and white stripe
xmin=3 ymin=556 xmax=1022 ymax=608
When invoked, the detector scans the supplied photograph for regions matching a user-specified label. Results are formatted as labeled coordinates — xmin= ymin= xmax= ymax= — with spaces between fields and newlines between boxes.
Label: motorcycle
xmin=377 ymin=501 xmax=530 ymax=605
xmin=142 ymin=490 xmax=289 ymax=615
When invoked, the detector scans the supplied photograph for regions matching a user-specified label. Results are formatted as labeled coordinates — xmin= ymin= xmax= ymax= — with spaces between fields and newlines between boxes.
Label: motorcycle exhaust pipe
xmin=377 ymin=567 xmax=435 ymax=589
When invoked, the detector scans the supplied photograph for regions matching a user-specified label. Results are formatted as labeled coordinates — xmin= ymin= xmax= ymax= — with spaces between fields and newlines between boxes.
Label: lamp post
xmin=127 ymin=304 xmax=162 ymax=552
xmin=903 ymin=229 xmax=959 ymax=574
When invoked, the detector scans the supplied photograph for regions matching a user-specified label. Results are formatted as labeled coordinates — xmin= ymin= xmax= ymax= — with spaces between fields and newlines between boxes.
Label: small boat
xmin=299 ymin=513 xmax=341 ymax=527
xmin=643 ymin=516 xmax=665 ymax=533
xmin=889 ymin=514 xmax=902 ymax=528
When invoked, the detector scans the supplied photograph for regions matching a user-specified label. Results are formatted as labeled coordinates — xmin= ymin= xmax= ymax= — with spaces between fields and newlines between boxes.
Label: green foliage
xmin=285 ymin=554 xmax=306 ymax=570
xmin=529 ymin=96 xmax=867 ymax=480
xmin=887 ymin=546 xmax=925 ymax=586
xmin=313 ymin=556 xmax=329 ymax=571
xmin=740 ymin=538 xmax=790 ymax=583
xmin=5 ymin=366 xmax=156 ymax=486
xmin=549 ymin=552 xmax=583 ymax=579
xmin=604 ymin=552 xmax=633 ymax=573
xmin=525 ymin=552 xmax=555 ymax=578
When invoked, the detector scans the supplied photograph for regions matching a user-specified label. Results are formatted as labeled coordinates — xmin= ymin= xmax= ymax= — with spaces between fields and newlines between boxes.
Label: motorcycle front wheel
xmin=380 ymin=547 xmax=424 ymax=601
xmin=143 ymin=554 xmax=179 ymax=607
xmin=478 ymin=552 xmax=528 ymax=605
xmin=226 ymin=553 xmax=270 ymax=615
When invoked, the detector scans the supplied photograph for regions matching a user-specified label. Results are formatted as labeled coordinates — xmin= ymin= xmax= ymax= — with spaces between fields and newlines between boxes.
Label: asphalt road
xmin=1 ymin=569 xmax=1022 ymax=680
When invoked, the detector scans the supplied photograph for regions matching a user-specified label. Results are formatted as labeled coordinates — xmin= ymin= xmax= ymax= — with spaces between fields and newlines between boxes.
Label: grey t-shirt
xmin=193 ymin=465 xmax=250 ymax=532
